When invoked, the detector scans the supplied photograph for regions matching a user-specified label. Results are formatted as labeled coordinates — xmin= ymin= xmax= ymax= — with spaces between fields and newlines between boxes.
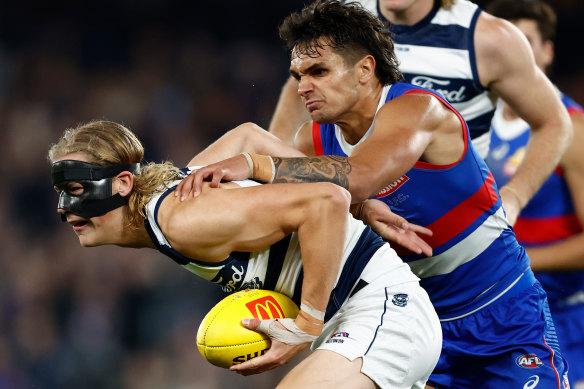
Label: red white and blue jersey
xmin=313 ymin=82 xmax=530 ymax=320
xmin=486 ymin=93 xmax=584 ymax=310
xmin=347 ymin=0 xmax=494 ymax=158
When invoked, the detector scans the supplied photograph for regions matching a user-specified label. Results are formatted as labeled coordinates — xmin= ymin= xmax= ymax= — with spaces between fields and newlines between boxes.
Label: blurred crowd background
xmin=0 ymin=0 xmax=582 ymax=388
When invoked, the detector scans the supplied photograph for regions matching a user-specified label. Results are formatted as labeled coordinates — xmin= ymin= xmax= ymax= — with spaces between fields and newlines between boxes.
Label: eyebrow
xmin=289 ymin=62 xmax=327 ymax=79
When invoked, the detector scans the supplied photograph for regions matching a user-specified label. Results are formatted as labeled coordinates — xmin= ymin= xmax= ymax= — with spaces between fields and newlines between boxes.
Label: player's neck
xmin=117 ymin=223 xmax=156 ymax=249
xmin=380 ymin=0 xmax=435 ymax=26
xmin=337 ymin=84 xmax=384 ymax=145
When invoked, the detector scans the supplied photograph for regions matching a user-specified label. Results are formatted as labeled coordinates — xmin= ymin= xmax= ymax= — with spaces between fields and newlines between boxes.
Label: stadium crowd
xmin=0 ymin=0 xmax=583 ymax=388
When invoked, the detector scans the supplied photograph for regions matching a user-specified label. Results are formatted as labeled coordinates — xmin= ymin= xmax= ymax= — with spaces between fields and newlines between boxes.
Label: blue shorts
xmin=428 ymin=273 xmax=570 ymax=388
xmin=552 ymin=303 xmax=584 ymax=387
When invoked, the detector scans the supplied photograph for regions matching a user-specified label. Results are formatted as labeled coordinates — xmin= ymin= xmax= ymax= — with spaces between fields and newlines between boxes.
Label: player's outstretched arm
xmin=476 ymin=13 xmax=573 ymax=225
xmin=186 ymin=122 xmax=305 ymax=167
xmin=177 ymin=122 xmax=305 ymax=199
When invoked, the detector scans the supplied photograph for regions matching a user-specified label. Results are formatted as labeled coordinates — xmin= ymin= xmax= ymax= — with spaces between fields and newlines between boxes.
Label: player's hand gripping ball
xmin=196 ymin=289 xmax=299 ymax=368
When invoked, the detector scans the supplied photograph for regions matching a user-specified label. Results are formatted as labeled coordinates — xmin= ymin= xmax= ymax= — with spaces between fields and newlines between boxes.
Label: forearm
xmin=295 ymin=186 xmax=350 ymax=333
xmin=268 ymin=76 xmax=311 ymax=145
xmin=270 ymin=155 xmax=396 ymax=203
xmin=502 ymin=119 xmax=572 ymax=209
xmin=189 ymin=123 xmax=304 ymax=166
xmin=527 ymin=233 xmax=584 ymax=271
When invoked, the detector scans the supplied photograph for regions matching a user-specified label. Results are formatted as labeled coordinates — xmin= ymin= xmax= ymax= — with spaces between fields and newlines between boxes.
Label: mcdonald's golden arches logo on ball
xmin=196 ymin=289 xmax=299 ymax=368
xmin=245 ymin=295 xmax=286 ymax=320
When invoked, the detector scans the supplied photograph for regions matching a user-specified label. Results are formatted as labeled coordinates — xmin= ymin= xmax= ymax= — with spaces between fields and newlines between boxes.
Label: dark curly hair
xmin=278 ymin=0 xmax=403 ymax=85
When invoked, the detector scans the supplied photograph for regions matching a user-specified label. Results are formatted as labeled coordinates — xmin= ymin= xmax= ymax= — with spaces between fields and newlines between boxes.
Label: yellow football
xmin=196 ymin=289 xmax=299 ymax=368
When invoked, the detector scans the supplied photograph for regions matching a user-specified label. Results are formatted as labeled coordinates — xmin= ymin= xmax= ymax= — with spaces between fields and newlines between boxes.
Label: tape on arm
xmin=257 ymin=318 xmax=318 ymax=345
xmin=247 ymin=153 xmax=275 ymax=183
xmin=256 ymin=303 xmax=326 ymax=345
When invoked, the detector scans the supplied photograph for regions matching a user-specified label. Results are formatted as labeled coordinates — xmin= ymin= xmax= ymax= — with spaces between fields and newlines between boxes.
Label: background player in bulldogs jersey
xmin=268 ymin=0 xmax=572 ymax=226
xmin=179 ymin=1 xmax=569 ymax=387
xmin=48 ymin=120 xmax=441 ymax=388
xmin=485 ymin=0 xmax=584 ymax=385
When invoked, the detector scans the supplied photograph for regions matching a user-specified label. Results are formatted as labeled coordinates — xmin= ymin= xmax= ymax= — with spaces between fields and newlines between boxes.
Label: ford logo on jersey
xmin=516 ymin=354 xmax=543 ymax=369
xmin=392 ymin=294 xmax=409 ymax=307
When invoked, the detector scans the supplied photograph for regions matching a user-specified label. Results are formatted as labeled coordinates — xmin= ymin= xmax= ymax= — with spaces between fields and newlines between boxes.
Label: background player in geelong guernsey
xmin=48 ymin=120 xmax=442 ymax=388
xmin=485 ymin=0 xmax=584 ymax=386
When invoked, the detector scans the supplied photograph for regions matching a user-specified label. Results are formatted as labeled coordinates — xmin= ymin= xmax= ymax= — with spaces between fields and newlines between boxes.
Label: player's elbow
xmin=545 ymin=108 xmax=574 ymax=152
xmin=561 ymin=113 xmax=575 ymax=150
xmin=230 ymin=122 xmax=267 ymax=153
xmin=314 ymin=182 xmax=351 ymax=214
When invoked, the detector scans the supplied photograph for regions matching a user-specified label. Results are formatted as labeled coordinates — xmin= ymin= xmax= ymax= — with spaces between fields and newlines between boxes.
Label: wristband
xmin=241 ymin=152 xmax=254 ymax=178
xmin=295 ymin=307 xmax=325 ymax=336
xmin=300 ymin=302 xmax=325 ymax=321
xmin=248 ymin=153 xmax=275 ymax=183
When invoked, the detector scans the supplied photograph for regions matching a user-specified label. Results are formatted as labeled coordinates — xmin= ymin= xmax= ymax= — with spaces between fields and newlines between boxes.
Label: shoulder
xmin=475 ymin=12 xmax=528 ymax=58
xmin=379 ymin=91 xmax=455 ymax=129
xmin=474 ymin=11 xmax=534 ymax=85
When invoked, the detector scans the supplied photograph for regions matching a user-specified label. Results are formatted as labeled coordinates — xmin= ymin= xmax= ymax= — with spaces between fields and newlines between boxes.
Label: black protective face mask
xmin=51 ymin=160 xmax=140 ymax=221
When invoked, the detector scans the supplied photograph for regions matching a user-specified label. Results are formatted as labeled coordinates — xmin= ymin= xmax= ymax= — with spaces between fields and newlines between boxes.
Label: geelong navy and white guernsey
xmin=348 ymin=0 xmax=495 ymax=158
xmin=142 ymin=172 xmax=443 ymax=388
xmin=143 ymin=172 xmax=416 ymax=321
xmin=312 ymin=82 xmax=569 ymax=387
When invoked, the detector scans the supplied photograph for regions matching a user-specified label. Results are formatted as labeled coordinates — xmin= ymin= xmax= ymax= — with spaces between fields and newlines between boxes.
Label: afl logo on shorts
xmin=516 ymin=354 xmax=543 ymax=369
xmin=392 ymin=294 xmax=409 ymax=307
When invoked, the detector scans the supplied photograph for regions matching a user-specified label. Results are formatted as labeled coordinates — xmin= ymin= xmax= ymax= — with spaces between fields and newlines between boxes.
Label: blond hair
xmin=442 ymin=0 xmax=455 ymax=9
xmin=48 ymin=120 xmax=181 ymax=228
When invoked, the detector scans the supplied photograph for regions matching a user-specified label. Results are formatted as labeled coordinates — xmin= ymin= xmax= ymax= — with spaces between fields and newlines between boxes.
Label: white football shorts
xmin=313 ymin=253 xmax=442 ymax=389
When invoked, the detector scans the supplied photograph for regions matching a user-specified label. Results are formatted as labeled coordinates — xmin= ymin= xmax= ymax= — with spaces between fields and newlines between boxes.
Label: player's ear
xmin=113 ymin=171 xmax=134 ymax=197
xmin=357 ymin=55 xmax=376 ymax=84
xmin=542 ymin=40 xmax=554 ymax=69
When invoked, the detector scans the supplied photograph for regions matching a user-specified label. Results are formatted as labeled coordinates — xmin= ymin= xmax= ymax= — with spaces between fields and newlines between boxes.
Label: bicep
xmin=348 ymin=96 xmax=435 ymax=199
xmin=477 ymin=15 xmax=565 ymax=129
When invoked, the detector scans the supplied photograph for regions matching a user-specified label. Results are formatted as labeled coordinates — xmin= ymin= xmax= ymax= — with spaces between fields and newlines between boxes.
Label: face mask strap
xmin=51 ymin=160 xmax=140 ymax=220
xmin=51 ymin=160 xmax=140 ymax=187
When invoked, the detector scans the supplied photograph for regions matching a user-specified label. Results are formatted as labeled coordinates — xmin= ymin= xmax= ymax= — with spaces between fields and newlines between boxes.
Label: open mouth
xmin=70 ymin=219 xmax=89 ymax=230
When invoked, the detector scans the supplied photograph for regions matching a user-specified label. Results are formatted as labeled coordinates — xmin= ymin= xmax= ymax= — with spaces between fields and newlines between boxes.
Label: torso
xmin=144 ymin=169 xmax=415 ymax=320
xmin=313 ymin=82 xmax=529 ymax=320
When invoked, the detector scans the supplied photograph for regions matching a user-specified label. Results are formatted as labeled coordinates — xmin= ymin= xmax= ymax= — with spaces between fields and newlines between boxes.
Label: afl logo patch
xmin=392 ymin=294 xmax=409 ymax=307
xmin=516 ymin=354 xmax=543 ymax=369
xmin=376 ymin=175 xmax=409 ymax=198
xmin=332 ymin=332 xmax=349 ymax=338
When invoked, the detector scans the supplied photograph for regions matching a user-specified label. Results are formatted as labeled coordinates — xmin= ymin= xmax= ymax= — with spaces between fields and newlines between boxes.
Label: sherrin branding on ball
xmin=196 ymin=289 xmax=299 ymax=368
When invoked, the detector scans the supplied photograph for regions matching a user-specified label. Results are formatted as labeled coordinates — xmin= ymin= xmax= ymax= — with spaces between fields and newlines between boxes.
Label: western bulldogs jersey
xmin=348 ymin=0 xmax=495 ymax=158
xmin=143 ymin=173 xmax=418 ymax=321
xmin=486 ymin=94 xmax=584 ymax=309
xmin=312 ymin=82 xmax=530 ymax=320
